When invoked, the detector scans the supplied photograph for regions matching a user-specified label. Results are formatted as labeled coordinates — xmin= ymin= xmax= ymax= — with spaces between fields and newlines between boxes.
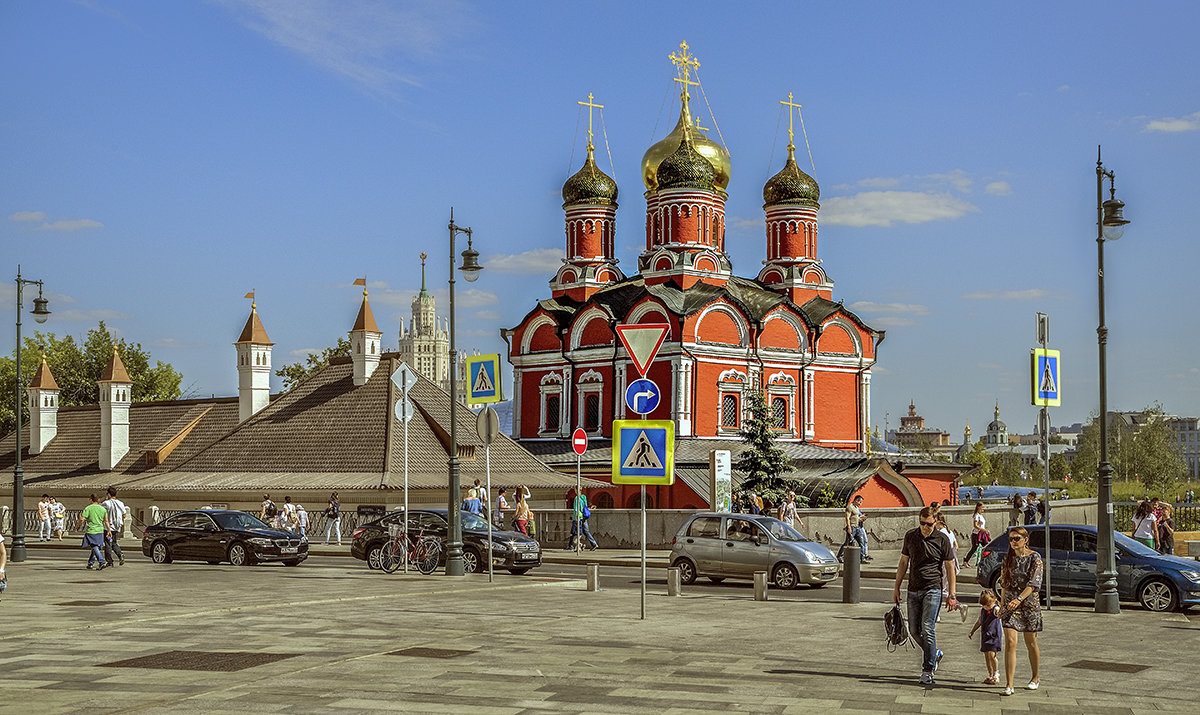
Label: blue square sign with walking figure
xmin=612 ymin=419 xmax=675 ymax=485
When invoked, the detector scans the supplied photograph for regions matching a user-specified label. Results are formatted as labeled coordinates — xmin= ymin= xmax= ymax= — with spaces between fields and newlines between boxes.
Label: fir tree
xmin=735 ymin=388 xmax=804 ymax=507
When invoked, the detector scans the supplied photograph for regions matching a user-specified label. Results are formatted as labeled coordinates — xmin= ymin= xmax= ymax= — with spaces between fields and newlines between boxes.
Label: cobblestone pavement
xmin=2 ymin=549 xmax=1198 ymax=714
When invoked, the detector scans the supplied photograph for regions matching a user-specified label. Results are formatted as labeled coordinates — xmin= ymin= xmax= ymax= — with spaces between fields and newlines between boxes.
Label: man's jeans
xmin=837 ymin=526 xmax=869 ymax=560
xmin=103 ymin=531 xmax=124 ymax=564
xmin=907 ymin=588 xmax=942 ymax=673
xmin=39 ymin=518 xmax=52 ymax=540
xmin=568 ymin=518 xmax=597 ymax=548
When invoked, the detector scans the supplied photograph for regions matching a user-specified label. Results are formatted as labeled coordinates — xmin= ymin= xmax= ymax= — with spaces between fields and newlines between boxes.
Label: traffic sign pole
xmin=392 ymin=362 xmax=418 ymax=575
xmin=641 ymin=408 xmax=646 ymax=620
xmin=1036 ymin=313 xmax=1053 ymax=609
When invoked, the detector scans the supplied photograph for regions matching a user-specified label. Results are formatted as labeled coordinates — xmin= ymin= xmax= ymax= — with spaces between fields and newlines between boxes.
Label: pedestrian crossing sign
xmin=1030 ymin=348 xmax=1061 ymax=407
xmin=466 ymin=353 xmax=502 ymax=405
xmin=612 ymin=419 xmax=675 ymax=485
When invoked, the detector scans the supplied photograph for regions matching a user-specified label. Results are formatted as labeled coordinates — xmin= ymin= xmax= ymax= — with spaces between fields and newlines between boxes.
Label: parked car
xmin=670 ymin=513 xmax=840 ymax=589
xmin=351 ymin=508 xmax=542 ymax=574
xmin=141 ymin=509 xmax=308 ymax=566
xmin=975 ymin=524 xmax=1200 ymax=612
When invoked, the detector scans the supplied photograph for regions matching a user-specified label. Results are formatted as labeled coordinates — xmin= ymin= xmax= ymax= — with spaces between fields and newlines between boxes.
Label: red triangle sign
xmin=615 ymin=323 xmax=670 ymax=378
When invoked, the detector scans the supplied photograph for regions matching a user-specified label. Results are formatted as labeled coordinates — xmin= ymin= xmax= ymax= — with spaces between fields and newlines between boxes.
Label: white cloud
xmin=857 ymin=177 xmax=902 ymax=189
xmin=728 ymin=216 xmax=762 ymax=232
xmin=485 ymin=248 xmax=564 ymax=274
xmin=1144 ymin=110 xmax=1200 ymax=133
xmin=821 ymin=191 xmax=979 ymax=227
xmin=53 ymin=308 xmax=129 ymax=322
xmin=985 ymin=181 xmax=1012 ymax=196
xmin=9 ymin=211 xmax=46 ymax=222
xmin=925 ymin=170 xmax=973 ymax=193
xmin=847 ymin=301 xmax=929 ymax=316
xmin=474 ymin=310 xmax=501 ymax=321
xmin=35 ymin=218 xmax=103 ymax=232
xmin=961 ymin=288 xmax=1050 ymax=301
xmin=220 ymin=0 xmax=470 ymax=97
xmin=456 ymin=288 xmax=499 ymax=308
xmin=866 ymin=316 xmax=917 ymax=328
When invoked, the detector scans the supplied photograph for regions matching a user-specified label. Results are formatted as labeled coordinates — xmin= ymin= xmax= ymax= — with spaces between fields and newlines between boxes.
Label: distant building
xmin=888 ymin=401 xmax=951 ymax=451
xmin=1168 ymin=416 xmax=1200 ymax=479
xmin=397 ymin=252 xmax=467 ymax=395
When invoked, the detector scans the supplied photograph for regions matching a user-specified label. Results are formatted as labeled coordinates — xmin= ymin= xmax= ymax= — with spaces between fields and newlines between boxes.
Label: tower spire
xmin=419 ymin=252 xmax=428 ymax=296
xmin=578 ymin=92 xmax=604 ymax=153
xmin=669 ymin=40 xmax=700 ymax=110
xmin=780 ymin=91 xmax=802 ymax=157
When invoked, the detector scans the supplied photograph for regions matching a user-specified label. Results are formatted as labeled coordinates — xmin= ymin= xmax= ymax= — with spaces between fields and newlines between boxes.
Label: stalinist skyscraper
xmin=398 ymin=252 xmax=453 ymax=391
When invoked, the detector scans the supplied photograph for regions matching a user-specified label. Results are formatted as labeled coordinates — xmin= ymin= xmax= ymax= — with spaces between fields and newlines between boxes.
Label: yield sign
xmin=615 ymin=323 xmax=670 ymax=378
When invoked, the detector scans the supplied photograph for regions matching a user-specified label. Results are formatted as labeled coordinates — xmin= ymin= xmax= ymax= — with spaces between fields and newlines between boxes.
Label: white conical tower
xmin=98 ymin=347 xmax=132 ymax=470
xmin=350 ymin=283 xmax=382 ymax=386
xmin=236 ymin=298 xmax=274 ymax=422
xmin=27 ymin=355 xmax=60 ymax=455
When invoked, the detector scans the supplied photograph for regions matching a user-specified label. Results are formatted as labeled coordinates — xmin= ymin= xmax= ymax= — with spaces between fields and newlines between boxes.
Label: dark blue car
xmin=976 ymin=524 xmax=1200 ymax=612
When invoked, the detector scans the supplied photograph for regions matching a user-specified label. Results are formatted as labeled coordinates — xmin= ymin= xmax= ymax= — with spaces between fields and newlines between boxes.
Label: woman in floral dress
xmin=999 ymin=526 xmax=1042 ymax=695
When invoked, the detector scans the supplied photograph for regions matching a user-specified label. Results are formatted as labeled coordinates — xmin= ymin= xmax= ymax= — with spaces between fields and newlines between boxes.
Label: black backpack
xmin=263 ymin=501 xmax=278 ymax=518
xmin=884 ymin=604 xmax=916 ymax=652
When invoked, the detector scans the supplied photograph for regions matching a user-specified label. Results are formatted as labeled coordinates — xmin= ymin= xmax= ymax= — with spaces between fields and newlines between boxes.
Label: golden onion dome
xmin=763 ymin=147 xmax=819 ymax=206
xmin=642 ymin=102 xmax=730 ymax=192
xmin=562 ymin=147 xmax=618 ymax=207
xmin=656 ymin=136 xmax=717 ymax=191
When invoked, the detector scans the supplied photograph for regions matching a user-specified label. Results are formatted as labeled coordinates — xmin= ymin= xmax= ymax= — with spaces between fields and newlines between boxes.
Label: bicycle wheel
xmin=414 ymin=538 xmax=441 ymax=575
xmin=381 ymin=538 xmax=405 ymax=574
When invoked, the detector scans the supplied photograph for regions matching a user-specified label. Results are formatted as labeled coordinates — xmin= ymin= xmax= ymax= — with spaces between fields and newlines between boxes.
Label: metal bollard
xmin=842 ymin=545 xmax=861 ymax=603
xmin=667 ymin=567 xmax=681 ymax=596
xmin=586 ymin=562 xmax=600 ymax=591
xmin=754 ymin=570 xmax=769 ymax=601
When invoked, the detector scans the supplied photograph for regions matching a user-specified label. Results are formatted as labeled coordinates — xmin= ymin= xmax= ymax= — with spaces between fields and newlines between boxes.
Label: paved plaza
xmin=1 ymin=546 xmax=1198 ymax=714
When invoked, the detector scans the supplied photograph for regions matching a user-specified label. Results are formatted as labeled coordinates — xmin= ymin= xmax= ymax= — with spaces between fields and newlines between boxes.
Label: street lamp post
xmin=11 ymin=265 xmax=51 ymax=562
xmin=446 ymin=208 xmax=482 ymax=576
xmin=1094 ymin=147 xmax=1129 ymax=614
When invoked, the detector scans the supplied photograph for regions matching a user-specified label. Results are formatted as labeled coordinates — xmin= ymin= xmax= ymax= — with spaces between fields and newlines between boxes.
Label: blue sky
xmin=3 ymin=0 xmax=1198 ymax=440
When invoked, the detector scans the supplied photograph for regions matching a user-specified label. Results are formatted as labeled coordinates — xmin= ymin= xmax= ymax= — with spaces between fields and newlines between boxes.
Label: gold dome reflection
xmin=642 ymin=104 xmax=731 ymax=192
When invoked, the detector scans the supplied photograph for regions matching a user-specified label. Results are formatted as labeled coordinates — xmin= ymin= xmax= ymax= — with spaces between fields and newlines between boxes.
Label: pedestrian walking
xmin=295 ymin=504 xmax=309 ymax=538
xmin=1158 ymin=503 xmax=1176 ymax=555
xmin=1023 ymin=492 xmax=1039 ymax=526
xmin=461 ymin=488 xmax=482 ymax=515
xmin=963 ymin=503 xmax=989 ymax=567
xmin=567 ymin=491 xmax=598 ymax=551
xmin=260 ymin=493 xmax=278 ymax=526
xmin=892 ymin=506 xmax=959 ymax=686
xmin=837 ymin=495 xmax=871 ymax=563
xmin=495 ymin=488 xmax=509 ymax=528
xmin=473 ymin=479 xmax=489 ymax=520
xmin=101 ymin=487 xmax=127 ymax=567
xmin=776 ymin=491 xmax=801 ymax=531
xmin=968 ymin=589 xmax=1003 ymax=685
xmin=323 ymin=492 xmax=342 ymax=545
xmin=1131 ymin=499 xmax=1158 ymax=549
xmin=37 ymin=494 xmax=53 ymax=541
xmin=280 ymin=496 xmax=298 ymax=534
xmin=0 ymin=530 xmax=7 ymax=595
xmin=1008 ymin=493 xmax=1024 ymax=527
xmin=50 ymin=497 xmax=66 ymax=539
xmin=999 ymin=526 xmax=1042 ymax=695
xmin=77 ymin=494 xmax=111 ymax=570
xmin=514 ymin=488 xmax=531 ymax=536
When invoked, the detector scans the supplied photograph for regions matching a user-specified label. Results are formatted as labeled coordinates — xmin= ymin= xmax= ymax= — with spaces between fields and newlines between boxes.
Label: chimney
xmin=98 ymin=347 xmax=132 ymax=470
xmin=26 ymin=355 xmax=60 ymax=454
xmin=235 ymin=300 xmax=274 ymax=422
xmin=350 ymin=286 xmax=382 ymax=386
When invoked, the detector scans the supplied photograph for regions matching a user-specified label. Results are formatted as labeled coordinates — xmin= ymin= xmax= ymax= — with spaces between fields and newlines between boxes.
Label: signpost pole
xmin=403 ymin=386 xmax=409 ymax=574
xmin=486 ymin=439 xmax=493 ymax=583
xmin=1037 ymin=313 xmax=1052 ymax=609
xmin=575 ymin=452 xmax=583 ymax=554
xmin=641 ymin=410 xmax=647 ymax=621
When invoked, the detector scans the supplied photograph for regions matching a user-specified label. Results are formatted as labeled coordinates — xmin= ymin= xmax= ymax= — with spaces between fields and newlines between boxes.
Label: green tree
xmin=990 ymin=449 xmax=1024 ymax=484
xmin=1071 ymin=405 xmax=1185 ymax=496
xmin=1048 ymin=452 xmax=1070 ymax=483
xmin=734 ymin=388 xmax=802 ymax=506
xmin=275 ymin=337 xmax=352 ymax=391
xmin=963 ymin=440 xmax=993 ymax=484
xmin=0 ymin=321 xmax=182 ymax=437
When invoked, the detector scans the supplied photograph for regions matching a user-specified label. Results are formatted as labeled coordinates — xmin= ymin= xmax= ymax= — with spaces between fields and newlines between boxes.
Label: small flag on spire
xmin=352 ymin=277 xmax=367 ymax=286
xmin=244 ymin=291 xmax=255 ymax=300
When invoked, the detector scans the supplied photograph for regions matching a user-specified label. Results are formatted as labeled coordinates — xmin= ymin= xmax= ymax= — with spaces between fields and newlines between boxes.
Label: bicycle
xmin=381 ymin=521 xmax=441 ymax=575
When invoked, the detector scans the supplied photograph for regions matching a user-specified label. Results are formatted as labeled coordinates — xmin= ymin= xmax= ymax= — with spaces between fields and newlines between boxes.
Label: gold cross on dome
xmin=669 ymin=41 xmax=700 ymax=99
xmin=780 ymin=92 xmax=802 ymax=149
xmin=577 ymin=92 xmax=604 ymax=150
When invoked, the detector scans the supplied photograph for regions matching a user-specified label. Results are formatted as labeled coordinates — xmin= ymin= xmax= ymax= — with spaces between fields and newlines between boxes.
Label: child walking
xmin=968 ymin=589 xmax=1003 ymax=685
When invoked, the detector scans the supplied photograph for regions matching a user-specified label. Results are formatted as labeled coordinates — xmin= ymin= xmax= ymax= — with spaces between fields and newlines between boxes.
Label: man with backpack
xmin=566 ymin=491 xmax=598 ymax=551
xmin=260 ymin=494 xmax=279 ymax=527
xmin=893 ymin=506 xmax=959 ymax=686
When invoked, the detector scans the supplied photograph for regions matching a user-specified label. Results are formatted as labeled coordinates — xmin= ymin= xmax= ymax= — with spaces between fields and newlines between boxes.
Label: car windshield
xmin=758 ymin=517 xmax=809 ymax=542
xmin=461 ymin=513 xmax=490 ymax=531
xmin=1113 ymin=531 xmax=1162 ymax=557
xmin=212 ymin=512 xmax=270 ymax=530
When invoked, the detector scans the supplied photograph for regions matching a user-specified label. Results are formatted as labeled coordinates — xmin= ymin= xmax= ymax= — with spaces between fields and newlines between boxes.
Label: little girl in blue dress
xmin=968 ymin=589 xmax=1003 ymax=684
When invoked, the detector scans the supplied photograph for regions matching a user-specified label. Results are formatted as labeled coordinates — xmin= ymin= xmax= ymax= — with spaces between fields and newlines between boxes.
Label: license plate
xmin=281 ymin=547 xmax=298 ymax=554
xmin=519 ymin=553 xmax=537 ymax=560
xmin=824 ymin=566 xmax=838 ymax=573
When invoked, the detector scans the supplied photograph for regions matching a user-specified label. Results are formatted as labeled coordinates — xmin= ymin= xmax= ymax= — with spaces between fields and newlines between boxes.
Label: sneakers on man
xmin=86 ymin=563 xmax=95 ymax=570
xmin=919 ymin=671 xmax=934 ymax=685
xmin=934 ymin=650 xmax=944 ymax=672
xmin=588 ymin=544 xmax=599 ymax=551
xmin=119 ymin=557 xmax=125 ymax=566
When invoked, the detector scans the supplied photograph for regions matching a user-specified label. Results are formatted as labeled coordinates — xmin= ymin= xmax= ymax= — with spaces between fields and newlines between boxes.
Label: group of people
xmin=34 ymin=494 xmax=69 ymax=541
xmin=77 ymin=488 xmax=129 ymax=570
xmin=895 ymin=507 xmax=1043 ymax=695
xmin=258 ymin=492 xmax=343 ymax=545
xmin=1008 ymin=491 xmax=1046 ymax=526
xmin=1131 ymin=496 xmax=1177 ymax=555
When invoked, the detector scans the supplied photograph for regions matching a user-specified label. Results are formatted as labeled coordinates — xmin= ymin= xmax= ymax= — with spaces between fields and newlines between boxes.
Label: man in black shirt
xmin=892 ymin=506 xmax=958 ymax=686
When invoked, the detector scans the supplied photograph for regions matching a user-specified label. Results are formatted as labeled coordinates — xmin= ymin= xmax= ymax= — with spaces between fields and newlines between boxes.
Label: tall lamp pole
xmin=446 ymin=208 xmax=482 ymax=576
xmin=11 ymin=265 xmax=52 ymax=562
xmin=1094 ymin=147 xmax=1129 ymax=614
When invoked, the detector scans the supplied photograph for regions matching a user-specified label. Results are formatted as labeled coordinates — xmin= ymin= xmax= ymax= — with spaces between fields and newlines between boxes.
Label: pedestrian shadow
xmin=763 ymin=667 xmax=994 ymax=693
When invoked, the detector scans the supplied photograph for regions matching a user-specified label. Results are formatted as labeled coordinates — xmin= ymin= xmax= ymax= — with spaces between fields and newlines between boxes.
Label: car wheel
xmin=988 ymin=570 xmax=1001 ymax=592
xmin=707 ymin=576 xmax=725 ymax=584
xmin=507 ymin=568 xmax=531 ymax=575
xmin=366 ymin=544 xmax=384 ymax=570
xmin=462 ymin=547 xmax=480 ymax=574
xmin=151 ymin=541 xmax=172 ymax=564
xmin=1138 ymin=578 xmax=1178 ymax=612
xmin=228 ymin=542 xmax=254 ymax=567
xmin=673 ymin=558 xmax=697 ymax=585
xmin=773 ymin=562 xmax=800 ymax=590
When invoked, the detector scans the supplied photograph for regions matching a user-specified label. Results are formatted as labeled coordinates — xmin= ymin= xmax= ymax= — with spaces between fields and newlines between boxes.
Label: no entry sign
xmin=572 ymin=427 xmax=588 ymax=455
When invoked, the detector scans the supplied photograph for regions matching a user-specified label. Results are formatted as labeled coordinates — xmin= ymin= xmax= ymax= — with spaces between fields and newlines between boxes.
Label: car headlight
xmin=794 ymin=549 xmax=817 ymax=564
xmin=249 ymin=538 xmax=274 ymax=546
xmin=1180 ymin=570 xmax=1200 ymax=583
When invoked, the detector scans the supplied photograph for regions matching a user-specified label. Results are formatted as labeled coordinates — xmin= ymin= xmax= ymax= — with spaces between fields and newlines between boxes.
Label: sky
xmin=3 ymin=1 xmax=1199 ymax=441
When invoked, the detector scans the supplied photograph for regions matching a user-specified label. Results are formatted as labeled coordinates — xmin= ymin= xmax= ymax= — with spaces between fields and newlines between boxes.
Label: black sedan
xmin=351 ymin=508 xmax=542 ymax=574
xmin=142 ymin=509 xmax=308 ymax=566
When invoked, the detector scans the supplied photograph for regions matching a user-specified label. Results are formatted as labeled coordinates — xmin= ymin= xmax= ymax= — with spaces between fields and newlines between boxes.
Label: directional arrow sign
xmin=625 ymin=378 xmax=660 ymax=415
xmin=612 ymin=419 xmax=675 ymax=485
xmin=615 ymin=323 xmax=669 ymax=378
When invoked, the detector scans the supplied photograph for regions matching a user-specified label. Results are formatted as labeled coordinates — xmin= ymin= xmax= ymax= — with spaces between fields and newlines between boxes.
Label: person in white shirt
xmin=295 ymin=504 xmax=309 ymax=538
xmin=50 ymin=497 xmax=67 ymax=540
xmin=37 ymin=495 xmax=53 ymax=541
xmin=280 ymin=496 xmax=299 ymax=534
xmin=495 ymin=488 xmax=510 ymax=528
xmin=101 ymin=487 xmax=128 ymax=566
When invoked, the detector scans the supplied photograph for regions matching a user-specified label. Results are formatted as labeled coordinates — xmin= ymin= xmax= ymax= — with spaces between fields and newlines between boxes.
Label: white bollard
xmin=754 ymin=571 xmax=769 ymax=601
xmin=123 ymin=507 xmax=134 ymax=539
xmin=667 ymin=567 xmax=682 ymax=597
xmin=586 ymin=562 xmax=600 ymax=592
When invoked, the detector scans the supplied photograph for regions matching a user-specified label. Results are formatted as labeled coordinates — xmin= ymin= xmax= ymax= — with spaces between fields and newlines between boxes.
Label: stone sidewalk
xmin=2 ymin=550 xmax=1198 ymax=713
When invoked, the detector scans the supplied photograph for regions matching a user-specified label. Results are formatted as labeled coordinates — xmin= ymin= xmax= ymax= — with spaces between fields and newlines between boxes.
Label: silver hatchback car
xmin=670 ymin=513 xmax=840 ymax=589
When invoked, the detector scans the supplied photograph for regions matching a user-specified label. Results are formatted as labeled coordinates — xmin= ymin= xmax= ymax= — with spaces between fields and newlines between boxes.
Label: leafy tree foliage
xmin=275 ymin=337 xmax=352 ymax=391
xmin=735 ymin=388 xmax=804 ymax=506
xmin=0 ymin=322 xmax=182 ymax=437
xmin=1048 ymin=452 xmax=1070 ymax=483
xmin=962 ymin=440 xmax=993 ymax=484
xmin=1070 ymin=404 xmax=1187 ymax=498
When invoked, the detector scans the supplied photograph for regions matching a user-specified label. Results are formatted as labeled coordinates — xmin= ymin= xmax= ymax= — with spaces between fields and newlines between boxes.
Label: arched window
xmin=584 ymin=393 xmax=600 ymax=432
xmin=721 ymin=394 xmax=739 ymax=429
xmin=772 ymin=397 xmax=787 ymax=429
xmin=545 ymin=394 xmax=561 ymax=431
